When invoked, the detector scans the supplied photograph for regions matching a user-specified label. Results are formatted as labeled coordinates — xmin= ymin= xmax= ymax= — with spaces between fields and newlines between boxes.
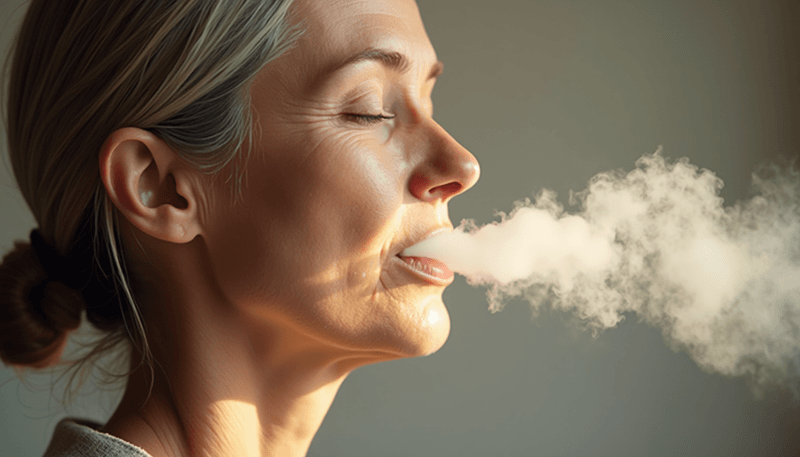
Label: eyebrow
xmin=329 ymin=48 xmax=444 ymax=81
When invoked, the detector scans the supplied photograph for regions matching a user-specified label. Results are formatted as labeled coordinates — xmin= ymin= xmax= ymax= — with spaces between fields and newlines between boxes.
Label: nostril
xmin=429 ymin=182 xmax=462 ymax=199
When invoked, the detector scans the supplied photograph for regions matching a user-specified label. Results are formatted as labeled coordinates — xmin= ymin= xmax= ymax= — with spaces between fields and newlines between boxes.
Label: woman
xmin=0 ymin=0 xmax=480 ymax=455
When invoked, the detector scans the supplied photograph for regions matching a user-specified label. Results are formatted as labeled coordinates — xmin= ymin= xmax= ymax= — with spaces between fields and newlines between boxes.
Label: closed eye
xmin=344 ymin=113 xmax=396 ymax=126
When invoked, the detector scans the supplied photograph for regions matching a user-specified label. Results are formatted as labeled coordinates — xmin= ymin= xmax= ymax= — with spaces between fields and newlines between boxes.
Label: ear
xmin=99 ymin=128 xmax=202 ymax=243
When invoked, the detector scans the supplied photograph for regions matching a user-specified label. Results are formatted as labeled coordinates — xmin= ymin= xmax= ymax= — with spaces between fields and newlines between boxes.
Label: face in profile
xmin=203 ymin=0 xmax=479 ymax=361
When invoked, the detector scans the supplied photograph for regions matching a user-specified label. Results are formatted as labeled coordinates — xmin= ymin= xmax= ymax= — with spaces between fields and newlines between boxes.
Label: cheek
xmin=305 ymin=133 xmax=406 ymax=285
xmin=207 ymin=127 xmax=407 ymax=309
xmin=330 ymin=131 xmax=402 ymax=207
xmin=301 ymin=130 xmax=406 ymax=254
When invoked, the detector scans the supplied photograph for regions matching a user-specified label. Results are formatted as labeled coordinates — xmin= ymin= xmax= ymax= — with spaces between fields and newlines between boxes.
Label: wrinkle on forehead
xmin=289 ymin=0 xmax=433 ymax=61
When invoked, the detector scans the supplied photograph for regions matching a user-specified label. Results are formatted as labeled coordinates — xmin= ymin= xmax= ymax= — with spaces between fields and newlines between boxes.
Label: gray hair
xmin=1 ymin=0 xmax=301 ymax=399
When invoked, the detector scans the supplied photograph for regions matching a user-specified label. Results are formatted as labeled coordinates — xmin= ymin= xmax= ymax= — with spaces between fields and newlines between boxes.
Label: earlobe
xmin=99 ymin=128 xmax=199 ymax=244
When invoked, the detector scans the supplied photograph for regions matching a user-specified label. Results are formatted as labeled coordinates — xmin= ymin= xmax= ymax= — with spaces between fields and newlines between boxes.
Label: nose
xmin=408 ymin=121 xmax=480 ymax=202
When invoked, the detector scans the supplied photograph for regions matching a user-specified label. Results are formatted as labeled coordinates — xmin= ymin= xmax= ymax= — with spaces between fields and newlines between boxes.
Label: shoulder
xmin=42 ymin=418 xmax=153 ymax=457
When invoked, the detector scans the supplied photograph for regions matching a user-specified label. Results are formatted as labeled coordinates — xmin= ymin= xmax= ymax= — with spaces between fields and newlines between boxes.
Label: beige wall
xmin=2 ymin=1 xmax=799 ymax=456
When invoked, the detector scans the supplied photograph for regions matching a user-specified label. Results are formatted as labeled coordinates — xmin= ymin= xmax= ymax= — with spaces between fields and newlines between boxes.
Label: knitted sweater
xmin=42 ymin=418 xmax=152 ymax=457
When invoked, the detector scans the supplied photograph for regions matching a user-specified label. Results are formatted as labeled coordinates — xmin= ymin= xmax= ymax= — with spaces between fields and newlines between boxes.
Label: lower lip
xmin=396 ymin=255 xmax=454 ymax=286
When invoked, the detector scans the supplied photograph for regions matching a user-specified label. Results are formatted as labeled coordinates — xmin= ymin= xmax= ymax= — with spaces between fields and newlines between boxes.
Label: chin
xmin=391 ymin=295 xmax=452 ymax=359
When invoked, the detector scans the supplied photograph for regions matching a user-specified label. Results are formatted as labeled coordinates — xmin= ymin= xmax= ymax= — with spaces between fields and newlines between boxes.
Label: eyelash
xmin=345 ymin=113 xmax=396 ymax=126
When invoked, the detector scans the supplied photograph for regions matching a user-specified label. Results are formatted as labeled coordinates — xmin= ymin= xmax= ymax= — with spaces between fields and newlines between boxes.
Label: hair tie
xmin=30 ymin=229 xmax=83 ymax=290
xmin=28 ymin=223 xmax=122 ymax=328
xmin=28 ymin=230 xmax=78 ymax=324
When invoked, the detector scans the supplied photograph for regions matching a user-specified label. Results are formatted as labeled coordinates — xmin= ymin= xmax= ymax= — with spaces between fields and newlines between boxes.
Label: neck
xmin=103 ymin=299 xmax=357 ymax=457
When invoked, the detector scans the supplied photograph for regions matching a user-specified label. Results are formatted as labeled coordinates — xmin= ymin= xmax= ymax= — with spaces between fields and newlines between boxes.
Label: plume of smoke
xmin=404 ymin=150 xmax=800 ymax=392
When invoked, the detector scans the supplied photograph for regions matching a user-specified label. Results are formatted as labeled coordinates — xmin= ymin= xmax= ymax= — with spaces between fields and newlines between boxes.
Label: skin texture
xmin=97 ymin=0 xmax=479 ymax=455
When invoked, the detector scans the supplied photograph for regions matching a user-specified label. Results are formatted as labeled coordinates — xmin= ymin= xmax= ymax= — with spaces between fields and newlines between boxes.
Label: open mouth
xmin=395 ymin=254 xmax=454 ymax=286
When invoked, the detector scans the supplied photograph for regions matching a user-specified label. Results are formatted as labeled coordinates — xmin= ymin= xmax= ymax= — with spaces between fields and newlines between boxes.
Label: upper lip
xmin=393 ymin=226 xmax=453 ymax=258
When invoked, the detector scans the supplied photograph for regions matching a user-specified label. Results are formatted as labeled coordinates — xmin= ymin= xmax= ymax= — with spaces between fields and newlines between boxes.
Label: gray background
xmin=2 ymin=1 xmax=799 ymax=456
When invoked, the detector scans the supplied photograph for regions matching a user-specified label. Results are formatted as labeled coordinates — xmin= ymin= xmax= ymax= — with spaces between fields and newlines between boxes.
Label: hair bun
xmin=0 ymin=240 xmax=83 ymax=368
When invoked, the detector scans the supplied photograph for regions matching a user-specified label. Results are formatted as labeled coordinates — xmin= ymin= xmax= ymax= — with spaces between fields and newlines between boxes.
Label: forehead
xmin=283 ymin=0 xmax=437 ymax=81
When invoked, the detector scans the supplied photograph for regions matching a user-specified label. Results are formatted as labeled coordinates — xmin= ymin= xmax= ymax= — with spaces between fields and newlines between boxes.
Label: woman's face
xmin=206 ymin=0 xmax=479 ymax=359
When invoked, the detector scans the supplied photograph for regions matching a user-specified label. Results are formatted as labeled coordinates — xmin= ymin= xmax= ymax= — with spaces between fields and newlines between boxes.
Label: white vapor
xmin=403 ymin=150 xmax=800 ymax=392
